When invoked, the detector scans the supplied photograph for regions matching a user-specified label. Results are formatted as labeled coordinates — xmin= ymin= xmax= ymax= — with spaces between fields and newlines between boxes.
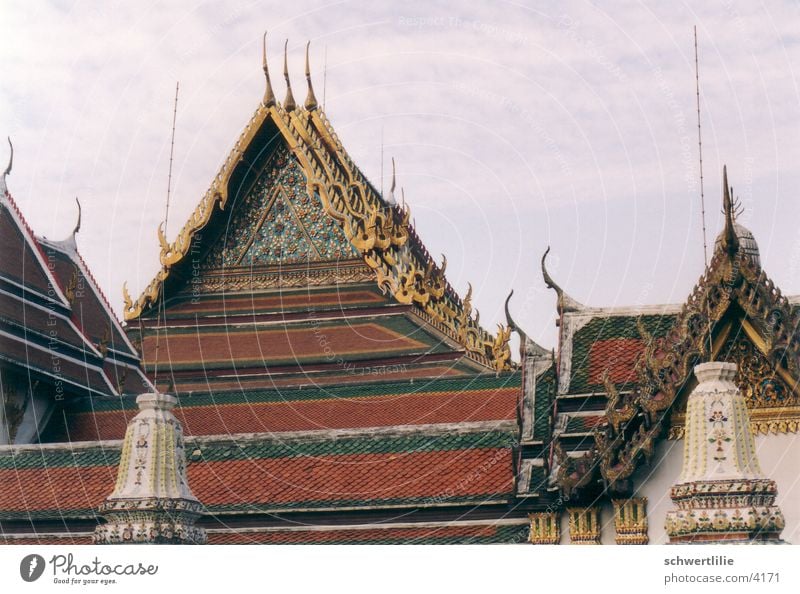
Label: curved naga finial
xmin=283 ymin=40 xmax=296 ymax=112
xmin=262 ymin=31 xmax=276 ymax=107
xmin=505 ymin=289 xmax=549 ymax=359
xmin=720 ymin=164 xmax=739 ymax=256
xmin=304 ymin=41 xmax=318 ymax=111
xmin=72 ymin=197 xmax=82 ymax=237
xmin=3 ymin=137 xmax=12 ymax=179
xmin=541 ymin=246 xmax=584 ymax=315
xmin=504 ymin=290 xmax=528 ymax=343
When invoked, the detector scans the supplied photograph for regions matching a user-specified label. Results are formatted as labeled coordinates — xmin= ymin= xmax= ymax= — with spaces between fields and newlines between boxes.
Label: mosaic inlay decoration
xmin=721 ymin=332 xmax=797 ymax=410
xmin=204 ymin=145 xmax=358 ymax=268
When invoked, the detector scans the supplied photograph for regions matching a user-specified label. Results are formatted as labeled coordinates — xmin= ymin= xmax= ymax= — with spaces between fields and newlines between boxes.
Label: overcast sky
xmin=2 ymin=1 xmax=799 ymax=350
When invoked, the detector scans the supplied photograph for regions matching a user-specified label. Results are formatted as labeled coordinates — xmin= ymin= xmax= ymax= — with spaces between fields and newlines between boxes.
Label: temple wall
xmin=635 ymin=434 xmax=800 ymax=544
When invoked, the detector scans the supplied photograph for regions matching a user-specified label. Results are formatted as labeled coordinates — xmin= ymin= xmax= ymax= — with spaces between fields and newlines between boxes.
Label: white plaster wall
xmin=14 ymin=390 xmax=54 ymax=444
xmin=635 ymin=433 xmax=800 ymax=544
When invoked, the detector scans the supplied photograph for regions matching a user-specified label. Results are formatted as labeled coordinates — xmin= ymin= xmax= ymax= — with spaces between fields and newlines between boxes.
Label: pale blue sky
xmin=2 ymin=1 xmax=799 ymax=351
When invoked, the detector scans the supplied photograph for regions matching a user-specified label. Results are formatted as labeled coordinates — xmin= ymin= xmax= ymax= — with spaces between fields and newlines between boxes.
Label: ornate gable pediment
xmin=583 ymin=169 xmax=800 ymax=494
xmin=202 ymin=144 xmax=358 ymax=269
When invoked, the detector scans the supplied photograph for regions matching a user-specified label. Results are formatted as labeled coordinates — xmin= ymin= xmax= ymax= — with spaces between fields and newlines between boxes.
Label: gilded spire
xmin=304 ymin=41 xmax=318 ymax=111
xmin=283 ymin=40 xmax=296 ymax=112
xmin=262 ymin=31 xmax=276 ymax=107
xmin=387 ymin=157 xmax=397 ymax=205
xmin=720 ymin=165 xmax=739 ymax=256
xmin=541 ymin=246 xmax=584 ymax=315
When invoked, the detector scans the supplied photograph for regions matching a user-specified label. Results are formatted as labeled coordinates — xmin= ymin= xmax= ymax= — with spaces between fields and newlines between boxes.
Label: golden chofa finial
xmin=262 ymin=31 xmax=276 ymax=107
xmin=304 ymin=41 xmax=318 ymax=111
xmin=720 ymin=165 xmax=739 ymax=255
xmin=387 ymin=157 xmax=397 ymax=205
xmin=283 ymin=39 xmax=296 ymax=112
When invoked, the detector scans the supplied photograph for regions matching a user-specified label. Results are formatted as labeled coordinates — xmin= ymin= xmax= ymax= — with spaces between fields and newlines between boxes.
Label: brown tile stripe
xmin=63 ymin=387 xmax=517 ymax=441
xmin=140 ymin=323 xmax=428 ymax=367
xmin=0 ymin=448 xmax=512 ymax=513
xmin=207 ymin=524 xmax=504 ymax=544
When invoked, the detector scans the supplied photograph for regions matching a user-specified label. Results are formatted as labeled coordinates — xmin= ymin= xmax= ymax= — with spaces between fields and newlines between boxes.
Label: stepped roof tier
xmin=0 ymin=141 xmax=152 ymax=445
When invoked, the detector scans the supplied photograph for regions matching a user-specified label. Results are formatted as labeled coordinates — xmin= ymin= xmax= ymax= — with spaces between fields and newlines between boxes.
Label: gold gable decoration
xmin=122 ymin=51 xmax=514 ymax=373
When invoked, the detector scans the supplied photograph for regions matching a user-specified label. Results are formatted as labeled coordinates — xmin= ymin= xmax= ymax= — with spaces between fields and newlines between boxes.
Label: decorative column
xmin=613 ymin=498 xmax=648 ymax=544
xmin=567 ymin=507 xmax=600 ymax=544
xmin=94 ymin=392 xmax=206 ymax=544
xmin=666 ymin=362 xmax=784 ymax=543
xmin=528 ymin=512 xmax=560 ymax=544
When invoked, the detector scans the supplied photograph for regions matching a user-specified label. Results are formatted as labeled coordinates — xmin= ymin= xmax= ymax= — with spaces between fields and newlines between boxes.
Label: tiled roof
xmin=0 ymin=188 xmax=151 ymax=398
xmin=565 ymin=313 xmax=675 ymax=394
xmin=564 ymin=415 xmax=604 ymax=434
xmin=0 ymin=204 xmax=54 ymax=297
xmin=532 ymin=365 xmax=555 ymax=441
xmin=0 ymin=523 xmax=529 ymax=545
xmin=206 ymin=522 xmax=528 ymax=544
xmin=0 ymin=535 xmax=93 ymax=545
xmin=138 ymin=318 xmax=450 ymax=372
xmin=526 ymin=465 xmax=548 ymax=493
xmin=0 ymin=428 xmax=517 ymax=520
xmin=47 ymin=374 xmax=521 ymax=442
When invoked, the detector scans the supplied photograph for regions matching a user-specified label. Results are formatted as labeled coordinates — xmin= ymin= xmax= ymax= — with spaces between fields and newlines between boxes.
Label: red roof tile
xmin=0 ymin=447 xmax=512 ymax=514
xmin=588 ymin=338 xmax=644 ymax=387
xmin=0 ymin=535 xmax=93 ymax=545
xmin=0 ymin=465 xmax=116 ymax=513
xmin=63 ymin=387 xmax=517 ymax=441
xmin=207 ymin=523 xmax=516 ymax=544
xmin=189 ymin=448 xmax=512 ymax=507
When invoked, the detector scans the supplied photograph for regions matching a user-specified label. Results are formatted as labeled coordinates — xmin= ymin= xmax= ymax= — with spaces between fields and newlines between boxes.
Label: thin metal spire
xmin=155 ymin=81 xmax=180 ymax=384
xmin=694 ymin=26 xmax=708 ymax=268
xmin=262 ymin=31 xmax=276 ymax=107
xmin=164 ymin=82 xmax=179 ymax=238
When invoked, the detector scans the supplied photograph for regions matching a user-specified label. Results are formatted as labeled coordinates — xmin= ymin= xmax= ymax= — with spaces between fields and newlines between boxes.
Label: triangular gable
xmin=0 ymin=192 xmax=69 ymax=307
xmin=202 ymin=144 xmax=358 ymax=268
xmin=589 ymin=218 xmax=800 ymax=490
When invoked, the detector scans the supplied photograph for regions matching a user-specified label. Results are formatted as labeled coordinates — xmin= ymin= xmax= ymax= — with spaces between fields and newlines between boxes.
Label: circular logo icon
xmin=20 ymin=554 xmax=46 ymax=582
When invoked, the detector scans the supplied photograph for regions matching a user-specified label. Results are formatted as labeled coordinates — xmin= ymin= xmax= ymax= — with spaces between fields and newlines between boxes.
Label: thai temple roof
xmin=0 ymin=39 xmax=798 ymax=546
